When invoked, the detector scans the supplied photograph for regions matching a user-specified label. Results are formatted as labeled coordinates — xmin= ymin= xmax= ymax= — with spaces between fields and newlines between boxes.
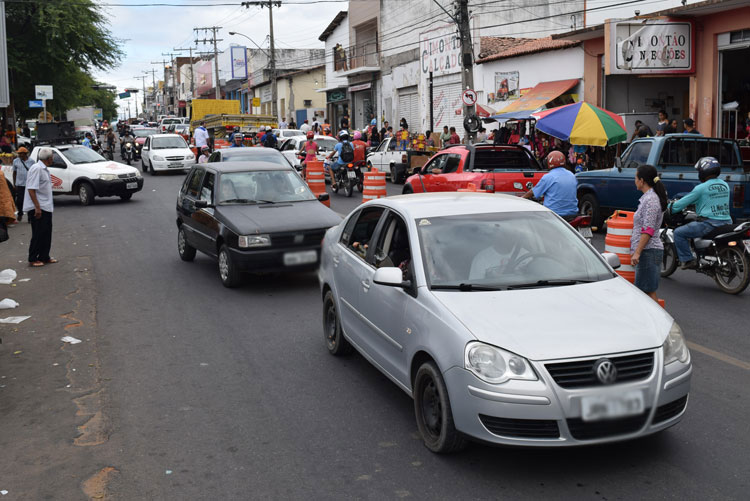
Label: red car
xmin=403 ymin=144 xmax=547 ymax=195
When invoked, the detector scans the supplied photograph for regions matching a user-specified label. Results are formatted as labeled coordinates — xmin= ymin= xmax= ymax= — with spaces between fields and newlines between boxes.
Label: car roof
xmin=204 ymin=160 xmax=293 ymax=173
xmin=220 ymin=147 xmax=283 ymax=158
xmin=370 ymin=193 xmax=548 ymax=219
xmin=152 ymin=133 xmax=184 ymax=139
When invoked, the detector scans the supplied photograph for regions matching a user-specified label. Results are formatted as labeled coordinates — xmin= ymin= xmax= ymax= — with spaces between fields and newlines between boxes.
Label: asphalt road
xmin=2 ymin=150 xmax=749 ymax=500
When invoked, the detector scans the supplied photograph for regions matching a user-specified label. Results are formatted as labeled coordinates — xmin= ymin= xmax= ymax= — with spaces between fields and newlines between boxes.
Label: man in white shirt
xmin=193 ymin=121 xmax=210 ymax=159
xmin=469 ymin=232 xmax=514 ymax=280
xmin=24 ymin=149 xmax=57 ymax=267
xmin=300 ymin=120 xmax=311 ymax=133
xmin=278 ymin=117 xmax=288 ymax=129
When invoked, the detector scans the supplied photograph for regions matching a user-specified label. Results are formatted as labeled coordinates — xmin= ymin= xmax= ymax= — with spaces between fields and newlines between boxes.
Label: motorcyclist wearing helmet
xmin=351 ymin=130 xmax=367 ymax=164
xmin=82 ymin=132 xmax=93 ymax=149
xmin=327 ymin=130 xmax=351 ymax=188
xmin=522 ymin=150 xmax=579 ymax=219
xmin=229 ymin=126 xmax=241 ymax=142
xmin=230 ymin=133 xmax=245 ymax=147
xmin=669 ymin=156 xmax=732 ymax=269
xmin=299 ymin=130 xmax=318 ymax=179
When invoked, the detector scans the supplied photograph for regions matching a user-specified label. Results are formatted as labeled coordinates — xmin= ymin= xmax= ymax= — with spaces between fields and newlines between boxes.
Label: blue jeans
xmin=673 ymin=219 xmax=727 ymax=262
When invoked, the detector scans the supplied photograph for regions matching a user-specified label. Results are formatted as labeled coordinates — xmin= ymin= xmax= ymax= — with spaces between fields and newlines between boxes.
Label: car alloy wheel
xmin=413 ymin=361 xmax=466 ymax=454
xmin=178 ymin=227 xmax=196 ymax=262
xmin=78 ymin=183 xmax=94 ymax=206
xmin=218 ymin=245 xmax=240 ymax=287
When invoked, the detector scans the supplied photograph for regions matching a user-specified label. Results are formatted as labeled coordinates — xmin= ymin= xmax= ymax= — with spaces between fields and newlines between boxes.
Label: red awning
xmin=494 ymin=79 xmax=579 ymax=117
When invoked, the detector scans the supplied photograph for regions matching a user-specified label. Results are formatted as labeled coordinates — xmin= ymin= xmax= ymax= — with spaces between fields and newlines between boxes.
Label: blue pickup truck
xmin=576 ymin=134 xmax=750 ymax=227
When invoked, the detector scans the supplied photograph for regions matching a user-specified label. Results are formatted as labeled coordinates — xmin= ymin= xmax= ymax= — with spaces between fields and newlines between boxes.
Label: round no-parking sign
xmin=462 ymin=89 xmax=477 ymax=107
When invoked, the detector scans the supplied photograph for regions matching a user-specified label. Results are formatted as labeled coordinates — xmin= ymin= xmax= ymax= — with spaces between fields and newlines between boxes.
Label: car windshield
xmin=220 ymin=151 xmax=282 ymax=162
xmin=133 ymin=129 xmax=158 ymax=137
xmin=316 ymin=138 xmax=338 ymax=152
xmin=152 ymin=136 xmax=188 ymax=149
xmin=217 ymin=170 xmax=316 ymax=204
xmin=60 ymin=146 xmax=106 ymax=164
xmin=417 ymin=211 xmax=614 ymax=290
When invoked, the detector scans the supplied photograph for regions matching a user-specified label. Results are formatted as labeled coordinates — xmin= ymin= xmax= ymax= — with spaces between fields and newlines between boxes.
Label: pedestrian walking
xmin=631 ymin=164 xmax=667 ymax=302
xmin=12 ymin=147 xmax=33 ymax=222
xmin=0 ymin=174 xmax=16 ymax=242
xmin=24 ymin=148 xmax=57 ymax=267
xmin=193 ymin=121 xmax=209 ymax=160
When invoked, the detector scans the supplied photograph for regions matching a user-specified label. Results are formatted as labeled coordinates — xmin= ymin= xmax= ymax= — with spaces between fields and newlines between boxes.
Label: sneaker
xmin=680 ymin=260 xmax=698 ymax=270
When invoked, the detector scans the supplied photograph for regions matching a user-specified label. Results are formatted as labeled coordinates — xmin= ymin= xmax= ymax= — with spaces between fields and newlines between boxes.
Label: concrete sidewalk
xmin=0 ymin=221 xmax=117 ymax=500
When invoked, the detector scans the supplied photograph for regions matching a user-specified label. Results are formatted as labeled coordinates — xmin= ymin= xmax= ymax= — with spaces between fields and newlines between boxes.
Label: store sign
xmin=349 ymin=82 xmax=371 ymax=92
xmin=178 ymin=100 xmax=186 ymax=108
xmin=489 ymin=71 xmax=520 ymax=104
xmin=260 ymin=86 xmax=272 ymax=103
xmin=327 ymin=89 xmax=347 ymax=103
xmin=252 ymin=97 xmax=260 ymax=107
xmin=608 ymin=19 xmax=694 ymax=74
xmin=231 ymin=46 xmax=247 ymax=79
xmin=420 ymin=23 xmax=462 ymax=76
xmin=35 ymin=85 xmax=53 ymax=100
xmin=195 ymin=60 xmax=213 ymax=95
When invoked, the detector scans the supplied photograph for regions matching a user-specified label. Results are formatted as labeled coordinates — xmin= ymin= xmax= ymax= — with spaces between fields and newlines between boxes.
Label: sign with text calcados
xmin=420 ymin=23 xmax=462 ymax=77
xmin=608 ymin=19 xmax=694 ymax=74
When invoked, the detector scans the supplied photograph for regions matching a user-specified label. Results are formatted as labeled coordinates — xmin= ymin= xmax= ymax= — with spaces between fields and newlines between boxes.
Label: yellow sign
xmin=37 ymin=111 xmax=53 ymax=122
xmin=252 ymin=97 xmax=260 ymax=107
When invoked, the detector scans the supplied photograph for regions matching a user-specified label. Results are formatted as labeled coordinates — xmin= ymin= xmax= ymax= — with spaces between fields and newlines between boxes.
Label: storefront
xmin=348 ymin=79 xmax=376 ymax=130
xmin=718 ymin=29 xmax=750 ymax=139
xmin=325 ymin=88 xmax=348 ymax=131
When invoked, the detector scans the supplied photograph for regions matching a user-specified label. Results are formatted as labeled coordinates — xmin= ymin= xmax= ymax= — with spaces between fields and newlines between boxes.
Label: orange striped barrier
xmin=604 ymin=210 xmax=635 ymax=283
xmin=306 ymin=161 xmax=329 ymax=207
xmin=362 ymin=168 xmax=387 ymax=204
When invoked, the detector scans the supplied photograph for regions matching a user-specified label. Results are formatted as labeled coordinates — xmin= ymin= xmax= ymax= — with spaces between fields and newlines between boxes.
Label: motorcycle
xmin=660 ymin=207 xmax=750 ymax=294
xmin=565 ymin=214 xmax=593 ymax=243
xmin=121 ymin=141 xmax=134 ymax=165
xmin=330 ymin=160 xmax=364 ymax=197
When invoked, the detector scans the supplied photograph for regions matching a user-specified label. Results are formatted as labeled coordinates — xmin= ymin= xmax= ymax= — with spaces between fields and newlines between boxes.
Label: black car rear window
xmin=471 ymin=148 xmax=539 ymax=171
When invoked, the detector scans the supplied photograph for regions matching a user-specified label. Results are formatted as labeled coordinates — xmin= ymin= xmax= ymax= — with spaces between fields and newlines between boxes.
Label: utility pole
xmin=134 ymin=75 xmax=148 ymax=116
xmin=194 ymin=27 xmax=223 ymax=100
xmin=456 ymin=0 xmax=476 ymax=143
xmin=242 ymin=1 xmax=281 ymax=119
xmin=162 ymin=52 xmax=178 ymax=114
xmin=144 ymin=69 xmax=157 ymax=120
xmin=151 ymin=59 xmax=170 ymax=117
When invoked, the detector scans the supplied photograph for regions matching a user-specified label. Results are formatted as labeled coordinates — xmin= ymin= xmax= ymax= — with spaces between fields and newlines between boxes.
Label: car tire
xmin=323 ymin=290 xmax=352 ymax=356
xmin=402 ymin=184 xmax=414 ymax=195
xmin=579 ymin=193 xmax=603 ymax=230
xmin=78 ymin=182 xmax=95 ymax=206
xmin=218 ymin=245 xmax=241 ymax=288
xmin=177 ymin=226 xmax=196 ymax=262
xmin=413 ymin=361 xmax=467 ymax=454
xmin=390 ymin=164 xmax=398 ymax=184
xmin=120 ymin=193 xmax=133 ymax=201
xmin=141 ymin=158 xmax=147 ymax=172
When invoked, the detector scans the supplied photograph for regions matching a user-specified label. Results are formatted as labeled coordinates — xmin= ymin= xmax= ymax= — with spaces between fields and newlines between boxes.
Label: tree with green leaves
xmin=6 ymin=0 xmax=123 ymax=120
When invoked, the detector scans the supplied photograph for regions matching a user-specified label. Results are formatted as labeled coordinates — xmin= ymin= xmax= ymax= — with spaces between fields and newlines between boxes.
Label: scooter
xmin=660 ymin=207 xmax=750 ymax=294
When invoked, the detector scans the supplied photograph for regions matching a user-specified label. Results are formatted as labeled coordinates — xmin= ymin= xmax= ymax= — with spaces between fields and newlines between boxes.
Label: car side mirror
xmin=412 ymin=166 xmax=422 ymax=175
xmin=194 ymin=199 xmax=211 ymax=209
xmin=318 ymin=193 xmax=330 ymax=202
xmin=373 ymin=267 xmax=411 ymax=289
xmin=52 ymin=161 xmax=66 ymax=169
xmin=602 ymin=252 xmax=621 ymax=269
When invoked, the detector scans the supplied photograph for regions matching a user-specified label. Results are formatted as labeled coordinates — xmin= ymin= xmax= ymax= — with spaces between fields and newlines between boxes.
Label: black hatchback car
xmin=176 ymin=158 xmax=342 ymax=287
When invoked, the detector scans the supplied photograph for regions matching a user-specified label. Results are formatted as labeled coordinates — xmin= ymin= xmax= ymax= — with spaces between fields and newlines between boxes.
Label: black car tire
xmin=218 ymin=245 xmax=241 ymax=288
xmin=149 ymin=161 xmax=158 ymax=176
xmin=402 ymin=184 xmax=414 ymax=195
xmin=579 ymin=193 xmax=603 ymax=229
xmin=390 ymin=164 xmax=398 ymax=184
xmin=413 ymin=361 xmax=467 ymax=454
xmin=120 ymin=193 xmax=133 ymax=202
xmin=78 ymin=182 xmax=95 ymax=206
xmin=323 ymin=290 xmax=352 ymax=356
xmin=177 ymin=226 xmax=196 ymax=262
xmin=141 ymin=158 xmax=147 ymax=172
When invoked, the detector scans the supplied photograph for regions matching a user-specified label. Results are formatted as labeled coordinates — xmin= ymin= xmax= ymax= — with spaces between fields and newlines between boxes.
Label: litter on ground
xmin=61 ymin=336 xmax=82 ymax=344
xmin=0 ymin=316 xmax=30 ymax=324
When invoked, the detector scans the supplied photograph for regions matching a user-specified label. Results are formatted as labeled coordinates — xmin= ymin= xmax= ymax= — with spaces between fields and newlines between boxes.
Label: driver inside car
xmin=469 ymin=225 xmax=517 ymax=280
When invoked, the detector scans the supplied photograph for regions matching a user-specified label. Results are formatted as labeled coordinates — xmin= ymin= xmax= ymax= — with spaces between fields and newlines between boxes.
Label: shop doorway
xmin=719 ymin=45 xmax=750 ymax=140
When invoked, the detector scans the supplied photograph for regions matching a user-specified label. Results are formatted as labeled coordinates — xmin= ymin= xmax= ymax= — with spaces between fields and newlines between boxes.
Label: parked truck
xmin=576 ymin=134 xmax=750 ymax=227
xmin=189 ymin=99 xmax=240 ymax=131
xmin=366 ymin=136 xmax=433 ymax=183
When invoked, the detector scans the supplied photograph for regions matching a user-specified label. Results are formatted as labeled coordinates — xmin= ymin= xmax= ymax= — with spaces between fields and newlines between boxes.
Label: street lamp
xmin=228 ymin=31 xmax=269 ymax=57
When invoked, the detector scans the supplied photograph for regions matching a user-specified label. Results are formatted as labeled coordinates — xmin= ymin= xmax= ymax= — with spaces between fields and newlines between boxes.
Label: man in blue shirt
xmin=522 ymin=150 xmax=578 ymax=218
xmin=82 ymin=132 xmax=93 ymax=149
xmin=327 ymin=130 xmax=352 ymax=188
xmin=669 ymin=156 xmax=732 ymax=269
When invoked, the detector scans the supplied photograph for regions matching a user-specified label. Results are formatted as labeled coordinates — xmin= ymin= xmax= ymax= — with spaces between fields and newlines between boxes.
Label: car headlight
xmin=663 ymin=322 xmax=689 ymax=365
xmin=465 ymin=341 xmax=537 ymax=384
xmin=185 ymin=154 xmax=194 ymax=160
xmin=131 ymin=170 xmax=141 ymax=178
xmin=97 ymin=174 xmax=117 ymax=181
xmin=238 ymin=234 xmax=271 ymax=248
xmin=154 ymin=155 xmax=165 ymax=161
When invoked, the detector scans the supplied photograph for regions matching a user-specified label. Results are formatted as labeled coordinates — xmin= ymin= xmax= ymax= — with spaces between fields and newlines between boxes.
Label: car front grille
xmin=545 ymin=352 xmax=655 ymax=389
xmin=166 ymin=156 xmax=184 ymax=161
xmin=566 ymin=411 xmax=650 ymax=440
xmin=653 ymin=395 xmax=688 ymax=424
xmin=271 ymin=229 xmax=327 ymax=247
xmin=479 ymin=414 xmax=560 ymax=439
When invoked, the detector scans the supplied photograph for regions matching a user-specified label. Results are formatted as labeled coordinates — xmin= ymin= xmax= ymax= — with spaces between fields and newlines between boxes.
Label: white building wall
xmin=324 ymin=16 xmax=349 ymax=91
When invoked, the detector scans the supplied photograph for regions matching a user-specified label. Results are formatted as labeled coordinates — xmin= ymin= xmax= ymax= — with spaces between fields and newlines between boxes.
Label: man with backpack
xmin=327 ymin=130 xmax=354 ymax=189
xmin=262 ymin=129 xmax=278 ymax=149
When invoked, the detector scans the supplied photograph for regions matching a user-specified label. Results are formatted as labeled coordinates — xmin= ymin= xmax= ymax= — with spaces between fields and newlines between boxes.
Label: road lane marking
xmin=687 ymin=341 xmax=750 ymax=371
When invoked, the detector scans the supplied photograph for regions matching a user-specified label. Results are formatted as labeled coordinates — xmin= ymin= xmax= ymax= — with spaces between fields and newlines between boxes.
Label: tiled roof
xmin=476 ymin=36 xmax=580 ymax=64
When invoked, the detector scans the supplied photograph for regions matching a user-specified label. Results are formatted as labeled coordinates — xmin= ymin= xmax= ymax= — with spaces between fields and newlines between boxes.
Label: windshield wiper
xmin=221 ymin=199 xmax=275 ymax=204
xmin=506 ymin=279 xmax=593 ymax=290
xmin=431 ymin=283 xmax=505 ymax=291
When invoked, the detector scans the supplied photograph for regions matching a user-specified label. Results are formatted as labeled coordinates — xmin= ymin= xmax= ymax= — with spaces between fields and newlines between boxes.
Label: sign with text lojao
xmin=420 ymin=24 xmax=462 ymax=77
xmin=608 ymin=19 xmax=694 ymax=75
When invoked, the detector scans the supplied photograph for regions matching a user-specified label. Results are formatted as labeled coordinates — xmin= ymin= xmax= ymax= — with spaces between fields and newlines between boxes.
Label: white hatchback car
xmin=140 ymin=133 xmax=196 ymax=174
xmin=278 ymin=135 xmax=339 ymax=169
xmin=319 ymin=193 xmax=691 ymax=453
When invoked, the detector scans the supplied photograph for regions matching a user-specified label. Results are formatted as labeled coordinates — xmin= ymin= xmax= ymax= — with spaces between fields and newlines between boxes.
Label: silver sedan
xmin=318 ymin=193 xmax=691 ymax=453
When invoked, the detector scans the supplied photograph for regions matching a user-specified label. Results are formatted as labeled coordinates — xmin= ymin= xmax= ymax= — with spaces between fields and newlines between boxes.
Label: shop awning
xmin=491 ymin=79 xmax=579 ymax=120
xmin=476 ymin=103 xmax=496 ymax=118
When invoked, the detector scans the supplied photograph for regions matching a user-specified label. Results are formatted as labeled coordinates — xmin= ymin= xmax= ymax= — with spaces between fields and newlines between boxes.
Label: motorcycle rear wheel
xmin=344 ymin=178 xmax=354 ymax=197
xmin=661 ymin=240 xmax=678 ymax=278
xmin=714 ymin=246 xmax=750 ymax=295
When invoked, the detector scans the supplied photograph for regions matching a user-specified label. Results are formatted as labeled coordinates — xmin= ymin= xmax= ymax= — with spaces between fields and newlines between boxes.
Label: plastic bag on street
xmin=0 ymin=298 xmax=18 ymax=309
xmin=61 ymin=336 xmax=82 ymax=344
xmin=0 ymin=315 xmax=30 ymax=324
xmin=0 ymin=269 xmax=16 ymax=285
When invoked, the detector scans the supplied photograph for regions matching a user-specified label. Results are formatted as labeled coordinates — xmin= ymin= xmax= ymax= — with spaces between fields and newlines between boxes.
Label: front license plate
xmin=579 ymin=227 xmax=593 ymax=239
xmin=744 ymin=239 xmax=750 ymax=254
xmin=283 ymin=250 xmax=317 ymax=266
xmin=169 ymin=163 xmax=183 ymax=168
xmin=126 ymin=182 xmax=137 ymax=189
xmin=347 ymin=170 xmax=357 ymax=178
xmin=581 ymin=390 xmax=644 ymax=422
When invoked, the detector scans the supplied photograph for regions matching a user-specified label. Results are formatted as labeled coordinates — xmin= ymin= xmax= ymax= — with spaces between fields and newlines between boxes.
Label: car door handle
xmin=361 ymin=279 xmax=371 ymax=291
xmin=332 ymin=256 xmax=340 ymax=266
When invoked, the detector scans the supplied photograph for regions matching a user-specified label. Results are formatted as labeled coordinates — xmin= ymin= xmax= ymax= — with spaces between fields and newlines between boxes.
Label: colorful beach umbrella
xmin=532 ymin=102 xmax=627 ymax=146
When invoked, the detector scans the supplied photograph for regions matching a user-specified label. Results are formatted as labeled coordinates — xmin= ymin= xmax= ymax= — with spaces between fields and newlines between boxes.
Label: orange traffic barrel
xmin=604 ymin=210 xmax=635 ymax=283
xmin=458 ymin=183 xmax=478 ymax=192
xmin=306 ymin=161 xmax=329 ymax=207
xmin=362 ymin=168 xmax=387 ymax=203
xmin=214 ymin=139 xmax=230 ymax=150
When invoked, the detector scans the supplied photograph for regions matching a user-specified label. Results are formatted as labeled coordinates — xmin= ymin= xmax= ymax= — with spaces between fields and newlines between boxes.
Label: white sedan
xmin=140 ymin=133 xmax=196 ymax=174
xmin=278 ymin=135 xmax=338 ymax=169
xmin=319 ymin=193 xmax=691 ymax=453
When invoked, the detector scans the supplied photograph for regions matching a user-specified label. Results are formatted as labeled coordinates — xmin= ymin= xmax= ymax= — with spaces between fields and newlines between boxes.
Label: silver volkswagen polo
xmin=318 ymin=193 xmax=691 ymax=453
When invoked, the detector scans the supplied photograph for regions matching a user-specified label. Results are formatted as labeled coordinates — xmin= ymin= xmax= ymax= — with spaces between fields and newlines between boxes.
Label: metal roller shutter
xmin=432 ymin=76 xmax=463 ymax=133
xmin=397 ymin=86 xmax=419 ymax=133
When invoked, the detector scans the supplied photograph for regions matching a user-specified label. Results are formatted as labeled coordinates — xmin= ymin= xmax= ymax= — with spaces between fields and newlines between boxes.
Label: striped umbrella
xmin=532 ymin=102 xmax=627 ymax=146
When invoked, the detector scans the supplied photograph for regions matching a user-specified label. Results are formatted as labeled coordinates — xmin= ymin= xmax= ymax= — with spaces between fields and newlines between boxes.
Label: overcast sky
xmin=95 ymin=0 xmax=704 ymax=118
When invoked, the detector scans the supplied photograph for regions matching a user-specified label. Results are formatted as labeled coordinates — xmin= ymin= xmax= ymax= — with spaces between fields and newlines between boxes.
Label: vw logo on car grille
xmin=593 ymin=358 xmax=617 ymax=384
xmin=294 ymin=234 xmax=304 ymax=244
